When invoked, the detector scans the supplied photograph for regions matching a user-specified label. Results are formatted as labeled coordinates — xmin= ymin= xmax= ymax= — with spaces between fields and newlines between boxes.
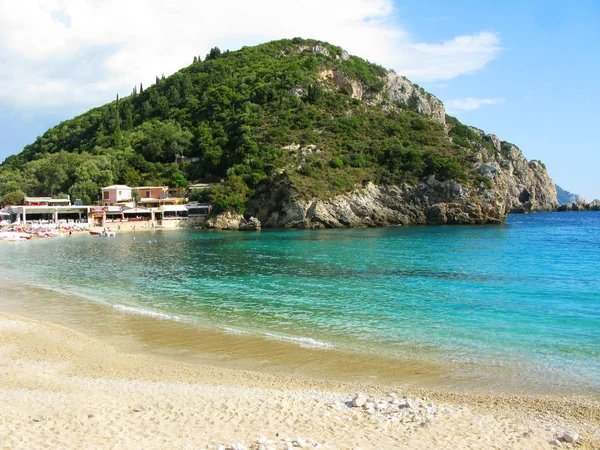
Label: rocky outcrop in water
xmin=202 ymin=211 xmax=261 ymax=231
xmin=556 ymin=199 xmax=600 ymax=212
xmin=249 ymin=180 xmax=505 ymax=227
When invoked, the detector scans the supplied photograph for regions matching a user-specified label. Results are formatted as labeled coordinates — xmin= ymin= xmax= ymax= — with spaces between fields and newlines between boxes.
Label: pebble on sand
xmin=351 ymin=392 xmax=368 ymax=408
xmin=561 ymin=432 xmax=579 ymax=443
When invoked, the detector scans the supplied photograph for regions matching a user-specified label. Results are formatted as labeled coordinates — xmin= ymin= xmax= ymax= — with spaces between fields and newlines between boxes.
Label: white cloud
xmin=445 ymin=97 xmax=506 ymax=114
xmin=0 ymin=0 xmax=502 ymax=110
xmin=400 ymin=32 xmax=501 ymax=81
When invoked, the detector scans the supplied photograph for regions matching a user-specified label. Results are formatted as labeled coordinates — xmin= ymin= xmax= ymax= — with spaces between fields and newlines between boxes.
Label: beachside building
xmin=24 ymin=196 xmax=71 ymax=207
xmin=134 ymin=186 xmax=169 ymax=208
xmin=8 ymin=205 xmax=90 ymax=224
xmin=101 ymin=185 xmax=133 ymax=206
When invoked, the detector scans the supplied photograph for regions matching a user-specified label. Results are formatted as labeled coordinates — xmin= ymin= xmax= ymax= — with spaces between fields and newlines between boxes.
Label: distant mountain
xmin=555 ymin=185 xmax=581 ymax=205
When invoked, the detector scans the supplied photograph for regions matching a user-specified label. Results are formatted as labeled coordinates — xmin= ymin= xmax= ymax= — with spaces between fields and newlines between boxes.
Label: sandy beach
xmin=0 ymin=308 xmax=599 ymax=449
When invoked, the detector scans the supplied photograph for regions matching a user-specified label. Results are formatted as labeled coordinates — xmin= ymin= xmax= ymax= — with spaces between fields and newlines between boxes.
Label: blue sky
xmin=0 ymin=0 xmax=598 ymax=199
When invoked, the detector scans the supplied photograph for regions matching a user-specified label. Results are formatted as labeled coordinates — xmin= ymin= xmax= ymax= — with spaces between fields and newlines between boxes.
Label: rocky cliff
xmin=242 ymin=92 xmax=558 ymax=229
xmin=317 ymin=68 xmax=446 ymax=125
xmin=470 ymin=130 xmax=558 ymax=214
xmin=248 ymin=151 xmax=558 ymax=228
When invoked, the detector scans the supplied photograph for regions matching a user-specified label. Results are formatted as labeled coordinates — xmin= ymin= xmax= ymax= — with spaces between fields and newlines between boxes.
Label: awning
xmin=123 ymin=207 xmax=151 ymax=214
xmin=156 ymin=205 xmax=188 ymax=212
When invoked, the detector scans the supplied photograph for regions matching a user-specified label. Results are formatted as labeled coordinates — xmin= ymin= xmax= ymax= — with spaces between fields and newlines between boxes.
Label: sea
xmin=1 ymin=211 xmax=599 ymax=396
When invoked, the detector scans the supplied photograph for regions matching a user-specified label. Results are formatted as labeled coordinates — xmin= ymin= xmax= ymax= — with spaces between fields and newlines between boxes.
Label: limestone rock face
xmin=248 ymin=129 xmax=558 ymax=227
xmin=318 ymin=69 xmax=363 ymax=99
xmin=470 ymin=129 xmax=558 ymax=213
xmin=317 ymin=69 xmax=445 ymax=124
xmin=238 ymin=216 xmax=262 ymax=231
xmin=250 ymin=180 xmax=506 ymax=228
xmin=384 ymin=72 xmax=446 ymax=125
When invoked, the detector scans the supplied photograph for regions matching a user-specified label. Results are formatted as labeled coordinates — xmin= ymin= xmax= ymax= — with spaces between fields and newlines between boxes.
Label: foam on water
xmin=112 ymin=304 xmax=187 ymax=322
xmin=262 ymin=332 xmax=334 ymax=350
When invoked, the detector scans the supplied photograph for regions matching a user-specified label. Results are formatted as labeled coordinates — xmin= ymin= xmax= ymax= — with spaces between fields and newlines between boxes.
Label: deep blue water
xmin=1 ymin=211 xmax=599 ymax=392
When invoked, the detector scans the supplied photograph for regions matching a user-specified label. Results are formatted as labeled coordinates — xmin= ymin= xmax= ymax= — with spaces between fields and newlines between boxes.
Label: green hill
xmin=0 ymin=38 xmax=496 ymax=210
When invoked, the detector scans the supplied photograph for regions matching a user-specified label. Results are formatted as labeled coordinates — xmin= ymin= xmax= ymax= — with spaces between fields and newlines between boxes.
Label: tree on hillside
xmin=1 ymin=190 xmax=24 ymax=206
xmin=207 ymin=47 xmax=222 ymax=60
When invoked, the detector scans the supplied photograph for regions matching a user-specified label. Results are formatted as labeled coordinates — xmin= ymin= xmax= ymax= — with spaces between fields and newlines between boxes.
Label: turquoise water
xmin=1 ymin=212 xmax=599 ymax=393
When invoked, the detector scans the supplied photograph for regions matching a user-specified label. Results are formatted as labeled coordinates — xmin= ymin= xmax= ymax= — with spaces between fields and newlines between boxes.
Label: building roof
xmin=9 ymin=205 xmax=90 ymax=213
xmin=101 ymin=185 xmax=131 ymax=190
xmin=24 ymin=196 xmax=53 ymax=202
xmin=134 ymin=186 xmax=168 ymax=190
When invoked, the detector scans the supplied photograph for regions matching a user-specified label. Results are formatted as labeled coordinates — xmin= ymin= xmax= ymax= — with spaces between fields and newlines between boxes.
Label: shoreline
xmin=2 ymin=279 xmax=599 ymax=400
xmin=1 ymin=267 xmax=599 ymax=397
xmin=1 ymin=310 xmax=599 ymax=449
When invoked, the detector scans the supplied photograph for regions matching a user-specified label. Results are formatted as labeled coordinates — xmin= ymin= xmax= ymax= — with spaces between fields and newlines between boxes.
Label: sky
xmin=0 ymin=0 xmax=598 ymax=199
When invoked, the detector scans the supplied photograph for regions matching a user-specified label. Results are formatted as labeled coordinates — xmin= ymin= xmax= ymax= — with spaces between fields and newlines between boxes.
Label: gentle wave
xmin=222 ymin=326 xmax=250 ymax=335
xmin=263 ymin=332 xmax=333 ymax=350
xmin=112 ymin=304 xmax=187 ymax=322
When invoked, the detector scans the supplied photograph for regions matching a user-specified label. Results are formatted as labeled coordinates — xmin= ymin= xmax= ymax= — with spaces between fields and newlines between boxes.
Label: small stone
xmin=352 ymin=392 xmax=368 ymax=408
xmin=522 ymin=430 xmax=534 ymax=438
xmin=132 ymin=406 xmax=146 ymax=413
xmin=548 ymin=439 xmax=562 ymax=447
xmin=561 ymin=432 xmax=579 ymax=443
xmin=231 ymin=444 xmax=247 ymax=450
xmin=294 ymin=438 xmax=307 ymax=448
xmin=32 ymin=416 xmax=47 ymax=423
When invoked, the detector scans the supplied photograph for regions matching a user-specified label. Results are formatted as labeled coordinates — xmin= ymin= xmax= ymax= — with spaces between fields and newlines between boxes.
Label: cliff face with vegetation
xmin=0 ymin=38 xmax=557 ymax=226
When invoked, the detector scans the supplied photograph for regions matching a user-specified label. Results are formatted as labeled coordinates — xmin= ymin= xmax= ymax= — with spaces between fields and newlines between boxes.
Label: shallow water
xmin=1 ymin=212 xmax=599 ymax=395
